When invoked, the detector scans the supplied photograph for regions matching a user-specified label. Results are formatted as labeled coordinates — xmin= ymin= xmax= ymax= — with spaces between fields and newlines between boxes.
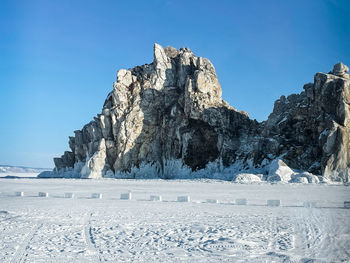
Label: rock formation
xmin=261 ymin=62 xmax=350 ymax=182
xmin=41 ymin=44 xmax=350 ymax=182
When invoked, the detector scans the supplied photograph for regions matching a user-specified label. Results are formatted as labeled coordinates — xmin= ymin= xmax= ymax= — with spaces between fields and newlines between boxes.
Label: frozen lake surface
xmin=0 ymin=178 xmax=349 ymax=262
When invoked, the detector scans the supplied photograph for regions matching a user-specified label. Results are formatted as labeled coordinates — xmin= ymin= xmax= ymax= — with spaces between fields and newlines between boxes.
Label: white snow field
xmin=0 ymin=172 xmax=41 ymax=178
xmin=0 ymin=165 xmax=49 ymax=178
xmin=0 ymin=178 xmax=349 ymax=263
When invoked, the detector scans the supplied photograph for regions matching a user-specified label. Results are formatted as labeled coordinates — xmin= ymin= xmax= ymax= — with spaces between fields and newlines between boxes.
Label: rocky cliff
xmin=261 ymin=62 xmax=350 ymax=182
xmin=41 ymin=44 xmax=350 ymax=182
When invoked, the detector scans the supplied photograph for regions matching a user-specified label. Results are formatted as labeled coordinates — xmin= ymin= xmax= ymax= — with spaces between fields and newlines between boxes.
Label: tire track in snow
xmin=266 ymin=212 xmax=277 ymax=252
xmin=303 ymin=209 xmax=323 ymax=253
xmin=10 ymin=223 xmax=42 ymax=263
xmin=292 ymin=208 xmax=323 ymax=261
xmin=83 ymin=213 xmax=102 ymax=263
xmin=0 ymin=216 xmax=21 ymax=222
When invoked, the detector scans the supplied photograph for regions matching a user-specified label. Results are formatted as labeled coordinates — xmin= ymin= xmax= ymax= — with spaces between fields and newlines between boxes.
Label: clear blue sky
xmin=0 ymin=0 xmax=349 ymax=168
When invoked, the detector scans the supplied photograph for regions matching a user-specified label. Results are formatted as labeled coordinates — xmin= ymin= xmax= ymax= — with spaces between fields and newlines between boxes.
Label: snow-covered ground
xmin=0 ymin=177 xmax=349 ymax=262
xmin=0 ymin=165 xmax=50 ymax=179
xmin=0 ymin=172 xmax=41 ymax=178
xmin=0 ymin=165 xmax=49 ymax=178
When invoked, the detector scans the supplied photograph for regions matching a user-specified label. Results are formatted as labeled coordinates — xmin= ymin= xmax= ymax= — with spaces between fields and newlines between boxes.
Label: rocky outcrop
xmin=260 ymin=62 xmax=350 ymax=182
xmin=43 ymin=44 xmax=349 ymax=182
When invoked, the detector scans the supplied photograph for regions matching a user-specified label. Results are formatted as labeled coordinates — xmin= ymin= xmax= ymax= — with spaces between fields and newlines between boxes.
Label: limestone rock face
xmin=261 ymin=65 xmax=350 ymax=182
xmin=48 ymin=44 xmax=349 ymax=182
xmin=52 ymin=44 xmax=258 ymax=178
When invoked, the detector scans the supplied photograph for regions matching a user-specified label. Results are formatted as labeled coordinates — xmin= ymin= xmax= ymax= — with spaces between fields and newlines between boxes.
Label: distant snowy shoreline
xmin=0 ymin=165 xmax=51 ymax=174
xmin=0 ymin=165 xmax=51 ymax=178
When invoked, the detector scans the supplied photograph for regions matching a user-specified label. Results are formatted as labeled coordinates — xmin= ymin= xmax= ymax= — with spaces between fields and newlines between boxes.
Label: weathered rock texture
xmin=47 ymin=45 xmax=350 ymax=182
xmin=261 ymin=63 xmax=350 ymax=182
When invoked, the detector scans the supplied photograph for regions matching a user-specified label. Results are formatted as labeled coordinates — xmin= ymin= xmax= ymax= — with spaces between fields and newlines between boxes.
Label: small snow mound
xmin=235 ymin=173 xmax=261 ymax=183
xmin=301 ymin=172 xmax=320 ymax=183
xmin=291 ymin=176 xmax=309 ymax=184
xmin=290 ymin=172 xmax=319 ymax=184
xmin=267 ymin=159 xmax=294 ymax=182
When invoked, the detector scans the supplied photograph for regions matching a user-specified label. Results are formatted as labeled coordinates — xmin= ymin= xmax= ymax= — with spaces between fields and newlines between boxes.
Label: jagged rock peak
xmin=164 ymin=45 xmax=179 ymax=58
xmin=153 ymin=43 xmax=169 ymax=64
xmin=153 ymin=43 xmax=193 ymax=65
xmin=332 ymin=62 xmax=349 ymax=78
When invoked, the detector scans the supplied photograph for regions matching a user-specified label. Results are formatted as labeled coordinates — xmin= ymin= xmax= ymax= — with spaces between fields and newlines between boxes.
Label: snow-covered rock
xmin=267 ymin=159 xmax=294 ymax=183
xmin=324 ymin=168 xmax=350 ymax=183
xmin=234 ymin=173 xmax=261 ymax=183
xmin=291 ymin=172 xmax=320 ymax=184
xmin=291 ymin=176 xmax=309 ymax=184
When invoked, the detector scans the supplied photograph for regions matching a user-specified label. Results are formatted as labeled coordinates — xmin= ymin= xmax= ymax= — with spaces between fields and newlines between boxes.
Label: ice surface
xmin=0 ymin=178 xmax=349 ymax=262
xmin=303 ymin=201 xmax=317 ymax=208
